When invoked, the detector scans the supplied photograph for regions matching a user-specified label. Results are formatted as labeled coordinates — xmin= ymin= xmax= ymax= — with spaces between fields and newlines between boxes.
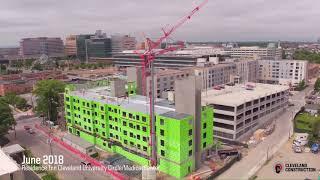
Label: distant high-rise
xmin=317 ymin=37 xmax=320 ymax=44
xmin=111 ymin=35 xmax=136 ymax=55
xmin=76 ymin=34 xmax=93 ymax=61
xmin=76 ymin=30 xmax=112 ymax=61
xmin=19 ymin=37 xmax=64 ymax=58
xmin=87 ymin=30 xmax=112 ymax=58
xmin=65 ymin=35 xmax=77 ymax=57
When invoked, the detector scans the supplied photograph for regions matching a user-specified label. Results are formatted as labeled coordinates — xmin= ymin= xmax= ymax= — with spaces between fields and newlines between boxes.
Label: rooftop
xmin=155 ymin=69 xmax=186 ymax=76
xmin=0 ymin=148 xmax=20 ymax=176
xmin=160 ymin=111 xmax=190 ymax=120
xmin=202 ymin=83 xmax=289 ymax=106
xmin=2 ymin=144 xmax=25 ymax=155
xmin=69 ymin=86 xmax=177 ymax=115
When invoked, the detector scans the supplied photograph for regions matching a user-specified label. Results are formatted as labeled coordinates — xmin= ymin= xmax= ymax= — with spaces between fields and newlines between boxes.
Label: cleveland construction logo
xmin=274 ymin=163 xmax=283 ymax=174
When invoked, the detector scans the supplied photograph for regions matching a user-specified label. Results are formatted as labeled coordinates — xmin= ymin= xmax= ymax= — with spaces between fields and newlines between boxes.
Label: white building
xmin=258 ymin=60 xmax=308 ymax=86
xmin=146 ymin=69 xmax=192 ymax=98
xmin=224 ymin=43 xmax=282 ymax=60
xmin=233 ymin=59 xmax=259 ymax=83
xmin=202 ymin=83 xmax=289 ymax=141
xmin=0 ymin=148 xmax=20 ymax=179
xmin=193 ymin=63 xmax=237 ymax=90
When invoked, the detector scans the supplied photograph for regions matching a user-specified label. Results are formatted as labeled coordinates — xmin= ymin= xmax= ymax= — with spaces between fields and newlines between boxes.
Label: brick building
xmin=0 ymin=71 xmax=67 ymax=96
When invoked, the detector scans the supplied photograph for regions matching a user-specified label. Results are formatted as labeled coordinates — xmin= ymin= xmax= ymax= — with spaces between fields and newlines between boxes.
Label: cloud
xmin=0 ymin=0 xmax=319 ymax=46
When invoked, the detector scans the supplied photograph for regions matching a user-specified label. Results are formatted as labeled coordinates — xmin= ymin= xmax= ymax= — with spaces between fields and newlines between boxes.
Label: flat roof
xmin=160 ymin=111 xmax=190 ymax=120
xmin=0 ymin=149 xmax=20 ymax=176
xmin=2 ymin=144 xmax=25 ymax=155
xmin=69 ymin=86 xmax=176 ymax=115
xmin=63 ymin=133 xmax=94 ymax=149
xmin=202 ymin=83 xmax=289 ymax=106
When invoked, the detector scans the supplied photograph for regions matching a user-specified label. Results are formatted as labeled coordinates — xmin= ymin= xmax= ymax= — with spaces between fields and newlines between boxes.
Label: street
xmin=217 ymin=86 xmax=312 ymax=180
xmin=6 ymin=117 xmax=113 ymax=180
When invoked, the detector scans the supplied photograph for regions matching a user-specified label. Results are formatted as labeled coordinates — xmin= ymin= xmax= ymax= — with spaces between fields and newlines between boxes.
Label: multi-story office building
xmin=224 ymin=43 xmax=282 ymax=60
xmin=0 ymin=47 xmax=19 ymax=57
xmin=234 ymin=59 xmax=259 ymax=83
xmin=128 ymin=60 xmax=257 ymax=99
xmin=258 ymin=60 xmax=308 ymax=86
xmin=19 ymin=37 xmax=64 ymax=58
xmin=87 ymin=31 xmax=112 ymax=58
xmin=64 ymin=82 xmax=213 ymax=178
xmin=193 ymin=63 xmax=237 ymax=90
xmin=146 ymin=69 xmax=192 ymax=98
xmin=76 ymin=31 xmax=112 ymax=61
xmin=76 ymin=34 xmax=93 ymax=61
xmin=202 ymin=83 xmax=289 ymax=141
xmin=91 ymin=53 xmax=228 ymax=68
xmin=65 ymin=35 xmax=77 ymax=57
xmin=111 ymin=35 xmax=137 ymax=55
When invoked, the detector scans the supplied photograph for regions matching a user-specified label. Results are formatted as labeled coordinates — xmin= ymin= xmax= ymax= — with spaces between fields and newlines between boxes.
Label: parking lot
xmin=256 ymin=139 xmax=320 ymax=180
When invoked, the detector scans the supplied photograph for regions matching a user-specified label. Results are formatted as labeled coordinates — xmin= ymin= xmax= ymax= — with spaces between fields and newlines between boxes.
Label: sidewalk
xmin=217 ymin=108 xmax=296 ymax=180
xmin=34 ymin=124 xmax=127 ymax=180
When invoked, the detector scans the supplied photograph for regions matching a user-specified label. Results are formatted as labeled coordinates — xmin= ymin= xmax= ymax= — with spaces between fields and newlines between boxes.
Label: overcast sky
xmin=1 ymin=0 xmax=319 ymax=46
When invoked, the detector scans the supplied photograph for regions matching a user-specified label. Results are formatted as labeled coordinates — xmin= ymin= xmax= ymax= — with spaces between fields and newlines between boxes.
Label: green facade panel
xmin=64 ymin=87 xmax=214 ymax=178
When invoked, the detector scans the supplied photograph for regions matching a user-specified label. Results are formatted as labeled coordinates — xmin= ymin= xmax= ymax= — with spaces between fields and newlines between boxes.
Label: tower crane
xmin=134 ymin=0 xmax=209 ymax=167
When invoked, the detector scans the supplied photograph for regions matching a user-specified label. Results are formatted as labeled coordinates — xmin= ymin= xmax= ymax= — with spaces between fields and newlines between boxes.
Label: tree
xmin=281 ymin=50 xmax=286 ymax=59
xmin=312 ymin=120 xmax=320 ymax=137
xmin=24 ymin=59 xmax=35 ymax=69
xmin=32 ymin=63 xmax=43 ymax=71
xmin=296 ymin=79 xmax=306 ymax=91
xmin=2 ymin=92 xmax=28 ymax=110
xmin=33 ymin=80 xmax=66 ymax=123
xmin=3 ymin=92 xmax=18 ymax=105
xmin=315 ymin=78 xmax=320 ymax=92
xmin=293 ymin=50 xmax=320 ymax=63
xmin=16 ymin=98 xmax=28 ymax=110
xmin=0 ymin=99 xmax=15 ymax=137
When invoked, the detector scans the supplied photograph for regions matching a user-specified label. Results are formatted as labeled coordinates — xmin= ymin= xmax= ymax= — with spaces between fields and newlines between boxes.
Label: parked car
xmin=293 ymin=146 xmax=303 ymax=153
xmin=24 ymin=126 xmax=31 ymax=130
xmin=311 ymin=144 xmax=319 ymax=154
xmin=28 ymin=128 xmax=35 ymax=134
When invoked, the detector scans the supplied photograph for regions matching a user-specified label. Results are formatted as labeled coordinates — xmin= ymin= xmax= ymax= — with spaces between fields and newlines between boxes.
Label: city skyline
xmin=0 ymin=0 xmax=320 ymax=46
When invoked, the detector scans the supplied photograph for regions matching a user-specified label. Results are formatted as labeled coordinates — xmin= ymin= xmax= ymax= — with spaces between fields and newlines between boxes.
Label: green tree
xmin=295 ymin=79 xmax=306 ymax=90
xmin=293 ymin=50 xmax=320 ymax=63
xmin=315 ymin=78 xmax=320 ymax=92
xmin=2 ymin=92 xmax=28 ymax=110
xmin=33 ymin=80 xmax=66 ymax=123
xmin=24 ymin=59 xmax=35 ymax=69
xmin=0 ymin=99 xmax=15 ymax=137
xmin=16 ymin=98 xmax=28 ymax=110
xmin=3 ymin=92 xmax=18 ymax=105
xmin=32 ymin=63 xmax=43 ymax=71
xmin=312 ymin=120 xmax=320 ymax=137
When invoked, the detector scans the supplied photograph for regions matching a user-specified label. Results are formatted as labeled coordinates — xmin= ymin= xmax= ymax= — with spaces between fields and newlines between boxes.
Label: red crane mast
xmin=135 ymin=0 xmax=209 ymax=167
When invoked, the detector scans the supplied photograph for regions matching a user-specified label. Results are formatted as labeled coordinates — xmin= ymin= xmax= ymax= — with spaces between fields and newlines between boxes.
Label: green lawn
xmin=295 ymin=113 xmax=320 ymax=133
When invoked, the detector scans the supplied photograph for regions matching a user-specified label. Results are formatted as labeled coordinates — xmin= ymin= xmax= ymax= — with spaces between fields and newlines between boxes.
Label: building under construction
xmin=64 ymin=77 xmax=214 ymax=178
